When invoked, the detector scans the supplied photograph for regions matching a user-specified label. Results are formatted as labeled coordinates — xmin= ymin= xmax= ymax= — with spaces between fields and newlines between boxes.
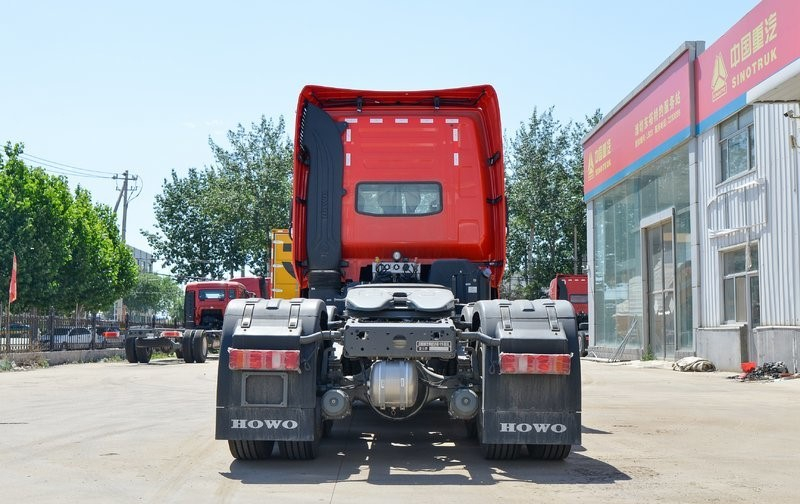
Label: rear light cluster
xmin=228 ymin=348 xmax=301 ymax=372
xmin=102 ymin=331 xmax=120 ymax=338
xmin=499 ymin=353 xmax=572 ymax=375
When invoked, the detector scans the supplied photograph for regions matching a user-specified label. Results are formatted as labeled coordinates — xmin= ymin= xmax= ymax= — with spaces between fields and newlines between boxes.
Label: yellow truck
xmin=270 ymin=229 xmax=299 ymax=299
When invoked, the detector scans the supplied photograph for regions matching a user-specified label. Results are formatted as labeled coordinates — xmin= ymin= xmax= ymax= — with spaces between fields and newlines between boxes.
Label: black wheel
xmin=528 ymin=444 xmax=572 ymax=460
xmin=228 ymin=440 xmax=274 ymax=460
xmin=175 ymin=348 xmax=183 ymax=360
xmin=278 ymin=440 xmax=320 ymax=460
xmin=135 ymin=345 xmax=152 ymax=364
xmin=192 ymin=332 xmax=208 ymax=363
xmin=124 ymin=338 xmax=138 ymax=363
xmin=279 ymin=401 xmax=322 ymax=460
xmin=181 ymin=333 xmax=194 ymax=363
xmin=480 ymin=442 xmax=520 ymax=460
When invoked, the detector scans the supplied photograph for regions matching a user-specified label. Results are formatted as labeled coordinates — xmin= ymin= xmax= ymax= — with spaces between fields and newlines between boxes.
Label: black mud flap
xmin=475 ymin=299 xmax=582 ymax=446
xmin=215 ymin=298 xmax=325 ymax=443
xmin=217 ymin=404 xmax=320 ymax=442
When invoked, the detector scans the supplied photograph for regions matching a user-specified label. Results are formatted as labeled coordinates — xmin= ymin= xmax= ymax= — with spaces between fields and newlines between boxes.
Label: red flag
xmin=9 ymin=253 xmax=17 ymax=304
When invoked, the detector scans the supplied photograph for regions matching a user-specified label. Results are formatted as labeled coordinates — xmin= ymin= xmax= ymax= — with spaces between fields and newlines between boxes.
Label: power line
xmin=19 ymin=153 xmax=117 ymax=179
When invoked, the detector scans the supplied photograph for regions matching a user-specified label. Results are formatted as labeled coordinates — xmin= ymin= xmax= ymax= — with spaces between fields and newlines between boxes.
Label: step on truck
xmin=216 ymin=85 xmax=582 ymax=461
xmin=125 ymin=280 xmax=251 ymax=364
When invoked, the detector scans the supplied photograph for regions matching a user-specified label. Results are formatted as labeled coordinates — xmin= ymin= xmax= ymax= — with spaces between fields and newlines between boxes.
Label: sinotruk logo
xmin=711 ymin=53 xmax=728 ymax=102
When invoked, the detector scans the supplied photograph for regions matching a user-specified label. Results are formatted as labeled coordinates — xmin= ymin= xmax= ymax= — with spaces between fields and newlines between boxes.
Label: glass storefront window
xmin=592 ymin=144 xmax=691 ymax=351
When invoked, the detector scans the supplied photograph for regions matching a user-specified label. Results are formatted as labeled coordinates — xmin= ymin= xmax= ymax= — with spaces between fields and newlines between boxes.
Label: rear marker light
xmin=160 ymin=330 xmax=183 ymax=338
xmin=499 ymin=353 xmax=572 ymax=375
xmin=228 ymin=349 xmax=301 ymax=372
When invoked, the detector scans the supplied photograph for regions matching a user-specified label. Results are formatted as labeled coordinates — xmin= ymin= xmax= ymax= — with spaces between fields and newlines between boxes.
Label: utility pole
xmin=112 ymin=171 xmax=138 ymax=326
xmin=113 ymin=171 xmax=138 ymax=244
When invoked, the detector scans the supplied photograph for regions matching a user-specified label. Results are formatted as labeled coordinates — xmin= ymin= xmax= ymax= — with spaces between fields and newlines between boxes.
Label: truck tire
xmin=528 ymin=444 xmax=571 ymax=460
xmin=124 ymin=338 xmax=138 ymax=363
xmin=480 ymin=442 xmax=519 ymax=460
xmin=278 ymin=440 xmax=320 ymax=460
xmin=228 ymin=440 xmax=274 ymax=460
xmin=181 ymin=333 xmax=194 ymax=363
xmin=135 ymin=345 xmax=152 ymax=364
xmin=175 ymin=348 xmax=183 ymax=360
xmin=192 ymin=331 xmax=208 ymax=363
xmin=278 ymin=402 xmax=323 ymax=460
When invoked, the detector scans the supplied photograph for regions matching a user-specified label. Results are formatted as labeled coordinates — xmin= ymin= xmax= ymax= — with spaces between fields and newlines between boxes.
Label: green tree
xmin=59 ymin=187 xmax=139 ymax=313
xmin=143 ymin=168 xmax=221 ymax=283
xmin=0 ymin=142 xmax=138 ymax=314
xmin=124 ymin=273 xmax=182 ymax=318
xmin=144 ymin=116 xmax=292 ymax=282
xmin=505 ymin=109 xmax=601 ymax=298
xmin=1 ymin=143 xmax=73 ymax=312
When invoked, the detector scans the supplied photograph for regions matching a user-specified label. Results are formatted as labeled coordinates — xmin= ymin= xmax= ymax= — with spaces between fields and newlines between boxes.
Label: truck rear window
xmin=570 ymin=294 xmax=588 ymax=304
xmin=356 ymin=182 xmax=441 ymax=216
xmin=199 ymin=289 xmax=225 ymax=301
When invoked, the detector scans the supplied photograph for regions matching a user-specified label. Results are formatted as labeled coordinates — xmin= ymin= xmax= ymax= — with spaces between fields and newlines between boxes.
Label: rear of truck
xmin=216 ymin=85 xmax=581 ymax=460
xmin=549 ymin=274 xmax=590 ymax=356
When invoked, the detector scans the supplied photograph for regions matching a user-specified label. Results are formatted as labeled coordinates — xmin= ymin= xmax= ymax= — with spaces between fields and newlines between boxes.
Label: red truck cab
xmin=230 ymin=276 xmax=271 ymax=299
xmin=548 ymin=274 xmax=588 ymax=317
xmin=549 ymin=274 xmax=589 ymax=355
xmin=291 ymin=85 xmax=506 ymax=303
xmin=184 ymin=281 xmax=251 ymax=330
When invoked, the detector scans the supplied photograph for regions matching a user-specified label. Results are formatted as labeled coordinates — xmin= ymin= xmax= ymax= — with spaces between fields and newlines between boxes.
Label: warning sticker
xmin=416 ymin=340 xmax=452 ymax=353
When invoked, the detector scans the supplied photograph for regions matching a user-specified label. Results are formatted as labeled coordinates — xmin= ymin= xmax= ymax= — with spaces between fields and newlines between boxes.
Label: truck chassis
xmin=124 ymin=327 xmax=219 ymax=364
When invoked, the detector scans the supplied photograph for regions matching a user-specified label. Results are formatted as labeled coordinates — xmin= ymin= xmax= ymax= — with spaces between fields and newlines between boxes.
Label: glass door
xmin=645 ymin=220 xmax=675 ymax=360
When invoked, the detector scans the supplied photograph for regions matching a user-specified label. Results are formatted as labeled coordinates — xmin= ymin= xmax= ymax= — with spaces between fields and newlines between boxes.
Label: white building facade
xmin=583 ymin=0 xmax=800 ymax=371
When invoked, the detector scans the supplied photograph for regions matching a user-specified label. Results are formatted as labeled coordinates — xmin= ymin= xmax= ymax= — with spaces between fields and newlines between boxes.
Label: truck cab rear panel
xmin=292 ymin=85 xmax=506 ymax=294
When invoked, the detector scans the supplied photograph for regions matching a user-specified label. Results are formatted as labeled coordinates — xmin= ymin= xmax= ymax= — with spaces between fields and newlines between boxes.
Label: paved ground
xmin=0 ymin=357 xmax=798 ymax=503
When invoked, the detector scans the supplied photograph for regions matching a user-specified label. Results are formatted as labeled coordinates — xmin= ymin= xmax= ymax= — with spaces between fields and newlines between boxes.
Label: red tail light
xmin=228 ymin=348 xmax=301 ymax=372
xmin=160 ymin=330 xmax=183 ymax=338
xmin=102 ymin=331 xmax=120 ymax=338
xmin=499 ymin=353 xmax=572 ymax=375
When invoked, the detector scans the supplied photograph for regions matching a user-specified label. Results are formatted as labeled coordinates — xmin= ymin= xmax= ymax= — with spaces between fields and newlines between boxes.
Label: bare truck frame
xmin=125 ymin=280 xmax=251 ymax=364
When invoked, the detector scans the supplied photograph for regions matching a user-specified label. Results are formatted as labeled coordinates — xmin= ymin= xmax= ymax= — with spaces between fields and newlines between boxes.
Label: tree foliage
xmin=0 ymin=143 xmax=138 ymax=313
xmin=144 ymin=116 xmax=292 ymax=283
xmin=124 ymin=273 xmax=183 ymax=317
xmin=504 ymin=109 xmax=602 ymax=298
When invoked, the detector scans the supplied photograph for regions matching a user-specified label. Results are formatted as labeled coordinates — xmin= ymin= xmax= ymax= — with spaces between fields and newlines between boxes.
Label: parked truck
xmin=215 ymin=85 xmax=582 ymax=461
xmin=125 ymin=280 xmax=251 ymax=364
xmin=270 ymin=228 xmax=299 ymax=299
xmin=548 ymin=274 xmax=589 ymax=356
xmin=231 ymin=276 xmax=271 ymax=299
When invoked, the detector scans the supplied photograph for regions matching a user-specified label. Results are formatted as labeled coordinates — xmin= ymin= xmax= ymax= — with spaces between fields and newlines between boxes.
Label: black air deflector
xmin=299 ymin=103 xmax=347 ymax=274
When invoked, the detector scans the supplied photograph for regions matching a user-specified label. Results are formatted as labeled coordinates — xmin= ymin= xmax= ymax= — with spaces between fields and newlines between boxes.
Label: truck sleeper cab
xmin=216 ymin=85 xmax=582 ymax=462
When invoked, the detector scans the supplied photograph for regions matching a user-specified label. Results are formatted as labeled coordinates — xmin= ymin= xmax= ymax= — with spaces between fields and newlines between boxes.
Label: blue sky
xmin=1 ymin=0 xmax=758 ymax=267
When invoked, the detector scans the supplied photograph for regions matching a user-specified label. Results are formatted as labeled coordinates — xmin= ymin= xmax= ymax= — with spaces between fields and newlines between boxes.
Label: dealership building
xmin=583 ymin=0 xmax=800 ymax=371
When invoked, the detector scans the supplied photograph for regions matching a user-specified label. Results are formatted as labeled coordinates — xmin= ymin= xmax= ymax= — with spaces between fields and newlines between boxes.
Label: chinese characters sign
xmin=697 ymin=0 xmax=800 ymax=132
xmin=584 ymin=51 xmax=692 ymax=198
